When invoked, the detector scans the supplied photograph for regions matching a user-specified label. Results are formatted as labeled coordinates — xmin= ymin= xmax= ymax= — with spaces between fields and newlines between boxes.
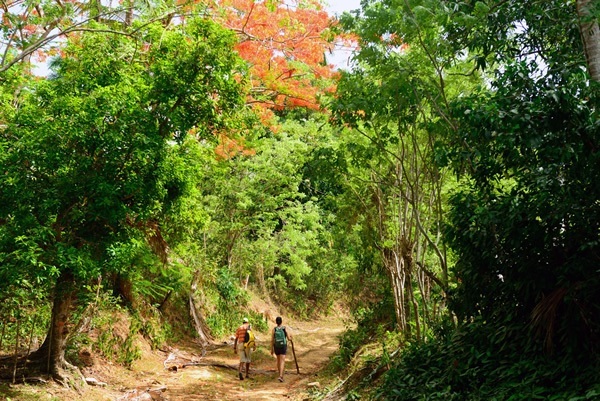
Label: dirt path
xmin=125 ymin=317 xmax=345 ymax=401
xmin=0 ymin=316 xmax=345 ymax=401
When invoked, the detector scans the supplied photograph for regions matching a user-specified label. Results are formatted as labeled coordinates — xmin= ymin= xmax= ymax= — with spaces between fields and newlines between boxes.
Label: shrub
xmin=378 ymin=318 xmax=600 ymax=401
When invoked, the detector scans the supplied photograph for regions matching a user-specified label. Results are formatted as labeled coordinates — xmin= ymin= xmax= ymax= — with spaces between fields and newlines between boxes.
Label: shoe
xmin=278 ymin=377 xmax=284 ymax=382
xmin=239 ymin=373 xmax=244 ymax=380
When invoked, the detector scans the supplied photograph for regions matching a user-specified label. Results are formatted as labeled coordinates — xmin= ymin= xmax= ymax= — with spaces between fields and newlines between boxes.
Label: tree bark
xmin=257 ymin=263 xmax=267 ymax=295
xmin=189 ymin=270 xmax=213 ymax=347
xmin=125 ymin=0 xmax=134 ymax=26
xmin=384 ymin=248 xmax=407 ymax=332
xmin=578 ymin=0 xmax=600 ymax=81
xmin=30 ymin=270 xmax=81 ymax=383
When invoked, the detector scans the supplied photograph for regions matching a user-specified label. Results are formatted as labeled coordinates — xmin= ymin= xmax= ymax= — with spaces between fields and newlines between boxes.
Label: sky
xmin=32 ymin=1 xmax=363 ymax=75
xmin=324 ymin=0 xmax=362 ymax=69
xmin=325 ymin=0 xmax=362 ymax=16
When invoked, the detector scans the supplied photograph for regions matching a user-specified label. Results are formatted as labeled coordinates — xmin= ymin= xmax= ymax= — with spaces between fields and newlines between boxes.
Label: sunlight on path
xmin=159 ymin=317 xmax=346 ymax=401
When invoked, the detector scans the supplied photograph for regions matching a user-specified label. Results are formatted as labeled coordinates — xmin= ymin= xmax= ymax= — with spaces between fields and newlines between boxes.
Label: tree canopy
xmin=1 ymin=0 xmax=599 ymax=399
xmin=0 ymin=14 xmax=248 ymax=380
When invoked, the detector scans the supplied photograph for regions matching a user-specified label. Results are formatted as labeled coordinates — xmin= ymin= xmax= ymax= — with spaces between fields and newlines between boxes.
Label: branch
xmin=241 ymin=1 xmax=255 ymax=34
xmin=0 ymin=8 xmax=182 ymax=75
xmin=415 ymin=261 xmax=445 ymax=290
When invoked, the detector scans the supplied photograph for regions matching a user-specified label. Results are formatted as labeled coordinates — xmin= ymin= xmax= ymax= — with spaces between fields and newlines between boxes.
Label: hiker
xmin=233 ymin=317 xmax=256 ymax=380
xmin=270 ymin=316 xmax=293 ymax=382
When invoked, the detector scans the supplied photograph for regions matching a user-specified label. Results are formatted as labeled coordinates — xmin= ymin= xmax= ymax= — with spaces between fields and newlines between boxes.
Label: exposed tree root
xmin=0 ymin=353 xmax=84 ymax=388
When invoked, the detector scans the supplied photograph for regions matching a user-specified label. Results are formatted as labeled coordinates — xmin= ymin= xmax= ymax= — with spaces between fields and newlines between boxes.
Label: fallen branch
xmin=179 ymin=361 xmax=237 ymax=370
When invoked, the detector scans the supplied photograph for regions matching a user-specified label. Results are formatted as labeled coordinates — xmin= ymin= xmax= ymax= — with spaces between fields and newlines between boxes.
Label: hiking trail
xmin=57 ymin=316 xmax=346 ymax=401
xmin=130 ymin=317 xmax=344 ymax=400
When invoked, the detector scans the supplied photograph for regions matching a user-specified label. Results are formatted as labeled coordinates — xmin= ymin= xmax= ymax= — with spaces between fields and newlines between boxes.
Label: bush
xmin=203 ymin=270 xmax=269 ymax=337
xmin=331 ymin=297 xmax=396 ymax=370
xmin=91 ymin=308 xmax=142 ymax=368
xmin=378 ymin=318 xmax=600 ymax=401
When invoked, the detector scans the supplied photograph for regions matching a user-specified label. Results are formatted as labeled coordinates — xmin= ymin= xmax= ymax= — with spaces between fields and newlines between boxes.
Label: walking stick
xmin=290 ymin=339 xmax=300 ymax=374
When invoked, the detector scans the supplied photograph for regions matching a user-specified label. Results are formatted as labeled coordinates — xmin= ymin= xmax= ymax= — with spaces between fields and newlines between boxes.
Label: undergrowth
xmin=377 ymin=318 xmax=600 ymax=400
xmin=67 ymin=293 xmax=174 ymax=369
xmin=306 ymin=298 xmax=398 ymax=400
xmin=331 ymin=297 xmax=396 ymax=370
xmin=204 ymin=268 xmax=269 ymax=338
xmin=318 ymin=300 xmax=600 ymax=401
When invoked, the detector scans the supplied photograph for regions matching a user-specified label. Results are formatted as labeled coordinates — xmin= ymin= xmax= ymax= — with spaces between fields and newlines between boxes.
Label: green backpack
xmin=274 ymin=326 xmax=287 ymax=349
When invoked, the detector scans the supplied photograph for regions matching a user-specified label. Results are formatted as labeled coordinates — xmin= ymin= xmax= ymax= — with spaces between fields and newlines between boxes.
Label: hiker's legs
xmin=276 ymin=355 xmax=281 ymax=378
xmin=237 ymin=344 xmax=247 ymax=380
xmin=277 ymin=354 xmax=285 ymax=378
xmin=244 ymin=348 xmax=252 ymax=377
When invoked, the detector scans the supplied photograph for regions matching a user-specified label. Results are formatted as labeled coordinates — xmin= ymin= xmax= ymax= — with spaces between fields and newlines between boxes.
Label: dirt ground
xmin=1 ymin=316 xmax=346 ymax=401
xmin=160 ymin=318 xmax=345 ymax=401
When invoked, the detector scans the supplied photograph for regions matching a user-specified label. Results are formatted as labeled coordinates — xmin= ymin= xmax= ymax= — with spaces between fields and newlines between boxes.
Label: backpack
xmin=244 ymin=326 xmax=255 ymax=349
xmin=274 ymin=326 xmax=287 ymax=349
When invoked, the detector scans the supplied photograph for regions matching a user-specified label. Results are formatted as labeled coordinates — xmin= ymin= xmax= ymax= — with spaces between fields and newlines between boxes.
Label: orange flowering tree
xmin=209 ymin=0 xmax=339 ymax=122
xmin=1 ymin=1 xmax=339 ymax=106
xmin=1 ymin=1 xmax=342 ymax=153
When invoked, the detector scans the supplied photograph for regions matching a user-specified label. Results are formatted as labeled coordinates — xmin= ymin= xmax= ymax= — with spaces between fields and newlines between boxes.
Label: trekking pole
xmin=290 ymin=339 xmax=300 ymax=374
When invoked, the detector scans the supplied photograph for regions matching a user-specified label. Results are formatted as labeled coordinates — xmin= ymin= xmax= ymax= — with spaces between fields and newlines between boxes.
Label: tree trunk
xmin=406 ymin=271 xmax=421 ymax=341
xmin=384 ymin=249 xmax=407 ymax=332
xmin=125 ymin=0 xmax=134 ymax=26
xmin=189 ymin=270 xmax=213 ymax=347
xmin=578 ymin=0 xmax=600 ymax=81
xmin=30 ymin=270 xmax=81 ymax=383
xmin=257 ymin=263 xmax=267 ymax=295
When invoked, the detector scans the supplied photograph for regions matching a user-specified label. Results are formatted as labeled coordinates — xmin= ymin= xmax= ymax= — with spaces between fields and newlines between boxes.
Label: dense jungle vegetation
xmin=1 ymin=0 xmax=599 ymax=399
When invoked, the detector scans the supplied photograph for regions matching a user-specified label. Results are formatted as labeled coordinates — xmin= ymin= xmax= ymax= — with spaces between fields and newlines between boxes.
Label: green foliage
xmin=195 ymin=116 xmax=348 ymax=317
xmin=0 ymin=14 xmax=249 ymax=368
xmin=93 ymin=310 xmax=142 ymax=368
xmin=201 ymin=267 xmax=275 ymax=337
xmin=204 ymin=296 xmax=268 ymax=338
xmin=332 ymin=326 xmax=369 ymax=370
xmin=248 ymin=310 xmax=269 ymax=333
xmin=379 ymin=319 xmax=600 ymax=400
xmin=118 ymin=316 xmax=143 ymax=367
xmin=0 ymin=309 xmax=51 ymax=356
xmin=1 ymin=16 xmax=246 ymax=266
xmin=441 ymin=0 xmax=600 ymax=358
xmin=138 ymin=307 xmax=173 ymax=351
xmin=330 ymin=0 xmax=468 ymax=344
xmin=0 ymin=284 xmax=50 ymax=355
xmin=204 ymin=314 xmax=234 ymax=339
xmin=330 ymin=0 xmax=600 ymax=399
xmin=332 ymin=295 xmax=396 ymax=369
xmin=217 ymin=267 xmax=248 ymax=305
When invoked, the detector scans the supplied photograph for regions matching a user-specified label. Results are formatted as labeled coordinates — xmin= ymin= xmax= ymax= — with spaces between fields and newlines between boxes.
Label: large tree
xmin=331 ymin=0 xmax=477 ymax=338
xmin=578 ymin=0 xmax=600 ymax=81
xmin=0 ymin=0 xmax=339 ymax=117
xmin=0 ymin=17 xmax=247 ymax=381
xmin=441 ymin=0 xmax=600 ymax=356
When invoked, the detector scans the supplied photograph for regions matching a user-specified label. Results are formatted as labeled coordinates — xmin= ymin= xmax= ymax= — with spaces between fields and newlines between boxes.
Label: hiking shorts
xmin=274 ymin=345 xmax=287 ymax=356
xmin=237 ymin=343 xmax=252 ymax=363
